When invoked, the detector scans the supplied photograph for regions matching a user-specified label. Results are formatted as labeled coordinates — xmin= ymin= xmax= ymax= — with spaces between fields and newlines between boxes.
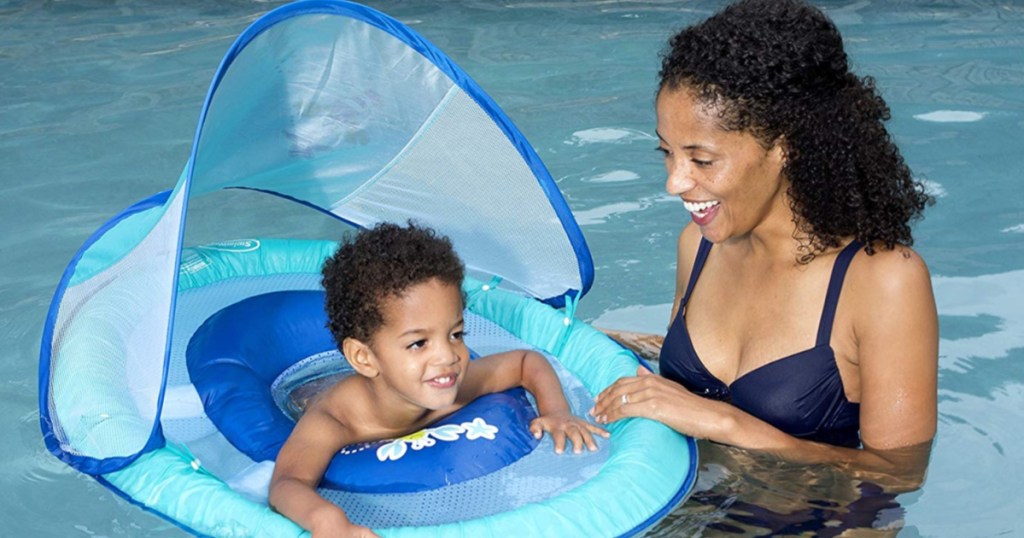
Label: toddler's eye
xmin=407 ymin=339 xmax=427 ymax=350
xmin=451 ymin=330 xmax=465 ymax=341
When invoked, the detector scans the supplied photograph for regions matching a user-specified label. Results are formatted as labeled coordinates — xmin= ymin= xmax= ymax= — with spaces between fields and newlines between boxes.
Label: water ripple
xmin=565 ymin=127 xmax=656 ymax=146
xmin=934 ymin=269 xmax=1024 ymax=373
xmin=914 ymin=110 xmax=987 ymax=122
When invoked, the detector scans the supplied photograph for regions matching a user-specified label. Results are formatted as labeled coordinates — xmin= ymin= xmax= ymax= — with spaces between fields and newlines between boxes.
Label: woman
xmin=592 ymin=0 xmax=938 ymax=491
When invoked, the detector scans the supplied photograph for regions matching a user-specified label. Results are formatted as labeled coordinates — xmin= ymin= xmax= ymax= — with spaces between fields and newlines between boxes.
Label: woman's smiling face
xmin=656 ymin=87 xmax=789 ymax=244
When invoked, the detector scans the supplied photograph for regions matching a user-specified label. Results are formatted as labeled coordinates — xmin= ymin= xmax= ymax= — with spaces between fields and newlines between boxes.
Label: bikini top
xmin=659 ymin=239 xmax=863 ymax=448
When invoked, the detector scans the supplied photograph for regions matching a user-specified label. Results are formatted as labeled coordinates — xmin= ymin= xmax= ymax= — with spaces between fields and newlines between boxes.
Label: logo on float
xmin=202 ymin=239 xmax=261 ymax=253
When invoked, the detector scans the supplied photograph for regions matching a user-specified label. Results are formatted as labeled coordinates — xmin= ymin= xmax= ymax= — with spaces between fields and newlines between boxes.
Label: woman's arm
xmin=592 ymin=246 xmax=938 ymax=491
xmin=592 ymin=367 xmax=930 ymax=491
xmin=597 ymin=328 xmax=664 ymax=361
xmin=840 ymin=245 xmax=938 ymax=487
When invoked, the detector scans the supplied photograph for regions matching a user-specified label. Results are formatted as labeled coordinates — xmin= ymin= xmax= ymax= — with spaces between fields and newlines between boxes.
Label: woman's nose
xmin=665 ymin=163 xmax=695 ymax=195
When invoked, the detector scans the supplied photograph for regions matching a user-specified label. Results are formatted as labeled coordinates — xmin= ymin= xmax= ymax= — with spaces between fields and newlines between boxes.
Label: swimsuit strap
xmin=815 ymin=240 xmax=864 ymax=347
xmin=681 ymin=238 xmax=714 ymax=309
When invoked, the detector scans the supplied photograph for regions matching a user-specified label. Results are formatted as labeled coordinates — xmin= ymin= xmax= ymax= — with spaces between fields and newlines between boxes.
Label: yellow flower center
xmin=398 ymin=430 xmax=428 ymax=442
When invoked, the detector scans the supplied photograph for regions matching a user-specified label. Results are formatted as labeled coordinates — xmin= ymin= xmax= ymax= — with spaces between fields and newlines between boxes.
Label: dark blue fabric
xmin=660 ymin=240 xmax=862 ymax=448
xmin=186 ymin=290 xmax=540 ymax=493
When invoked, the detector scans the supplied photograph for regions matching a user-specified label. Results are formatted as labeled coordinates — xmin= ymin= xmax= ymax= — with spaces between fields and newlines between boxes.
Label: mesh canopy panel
xmin=189 ymin=7 xmax=587 ymax=300
xmin=190 ymin=15 xmax=453 ymax=206
xmin=341 ymin=89 xmax=581 ymax=297
xmin=42 ymin=187 xmax=186 ymax=469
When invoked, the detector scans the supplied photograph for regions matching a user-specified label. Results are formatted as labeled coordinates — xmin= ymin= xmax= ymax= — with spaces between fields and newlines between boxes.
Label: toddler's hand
xmin=312 ymin=518 xmax=379 ymax=538
xmin=529 ymin=412 xmax=609 ymax=454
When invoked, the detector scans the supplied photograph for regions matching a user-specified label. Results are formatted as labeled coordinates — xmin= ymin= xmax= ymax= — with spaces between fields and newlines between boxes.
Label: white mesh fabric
xmin=45 ymin=187 xmax=185 ymax=460
xmin=337 ymin=88 xmax=582 ymax=299
xmin=190 ymin=15 xmax=454 ymax=206
xmin=162 ymin=272 xmax=324 ymax=444
xmin=187 ymin=11 xmax=584 ymax=300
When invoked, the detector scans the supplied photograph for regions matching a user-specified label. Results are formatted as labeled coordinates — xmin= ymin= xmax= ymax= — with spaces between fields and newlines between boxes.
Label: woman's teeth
xmin=683 ymin=200 xmax=720 ymax=215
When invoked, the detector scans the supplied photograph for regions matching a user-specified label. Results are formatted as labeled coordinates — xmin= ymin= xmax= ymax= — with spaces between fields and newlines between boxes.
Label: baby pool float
xmin=39 ymin=1 xmax=697 ymax=536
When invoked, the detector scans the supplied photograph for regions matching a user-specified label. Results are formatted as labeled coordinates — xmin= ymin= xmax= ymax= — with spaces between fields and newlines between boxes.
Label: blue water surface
xmin=2 ymin=1 xmax=1022 ymax=536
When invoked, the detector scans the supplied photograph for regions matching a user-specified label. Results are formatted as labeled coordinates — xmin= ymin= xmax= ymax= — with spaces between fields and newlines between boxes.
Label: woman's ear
xmin=769 ymin=136 xmax=788 ymax=169
xmin=343 ymin=337 xmax=379 ymax=378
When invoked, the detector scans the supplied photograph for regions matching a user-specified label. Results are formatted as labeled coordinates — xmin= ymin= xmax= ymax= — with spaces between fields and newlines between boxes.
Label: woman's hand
xmin=529 ymin=412 xmax=609 ymax=454
xmin=591 ymin=366 xmax=735 ymax=441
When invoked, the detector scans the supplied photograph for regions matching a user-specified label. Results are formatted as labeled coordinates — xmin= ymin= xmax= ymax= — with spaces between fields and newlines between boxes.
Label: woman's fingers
xmin=591 ymin=375 xmax=653 ymax=421
xmin=592 ymin=373 xmax=680 ymax=425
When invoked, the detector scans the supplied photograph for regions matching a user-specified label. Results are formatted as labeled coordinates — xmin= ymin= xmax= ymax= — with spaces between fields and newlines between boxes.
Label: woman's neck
xmin=727 ymin=189 xmax=808 ymax=266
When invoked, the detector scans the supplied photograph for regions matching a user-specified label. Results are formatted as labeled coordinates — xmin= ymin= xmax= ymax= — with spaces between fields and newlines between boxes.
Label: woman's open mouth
xmin=683 ymin=199 xmax=720 ymax=225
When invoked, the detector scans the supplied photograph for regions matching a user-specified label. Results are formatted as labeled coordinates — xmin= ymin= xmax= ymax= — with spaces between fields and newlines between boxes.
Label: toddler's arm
xmin=461 ymin=350 xmax=608 ymax=453
xmin=269 ymin=408 xmax=378 ymax=538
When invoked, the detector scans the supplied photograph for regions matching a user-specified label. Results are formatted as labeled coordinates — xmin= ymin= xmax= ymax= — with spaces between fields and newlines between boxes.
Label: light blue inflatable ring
xmin=98 ymin=237 xmax=697 ymax=537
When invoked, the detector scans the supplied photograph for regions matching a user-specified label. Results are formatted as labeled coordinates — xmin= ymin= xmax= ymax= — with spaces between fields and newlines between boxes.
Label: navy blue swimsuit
xmin=660 ymin=239 xmax=862 ymax=448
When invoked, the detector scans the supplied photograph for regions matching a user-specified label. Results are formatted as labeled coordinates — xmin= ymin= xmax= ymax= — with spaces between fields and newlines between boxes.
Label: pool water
xmin=3 ymin=1 xmax=1022 ymax=536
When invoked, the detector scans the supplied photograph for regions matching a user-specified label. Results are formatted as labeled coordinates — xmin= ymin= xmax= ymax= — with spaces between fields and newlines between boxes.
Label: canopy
xmin=40 ymin=0 xmax=593 ymax=474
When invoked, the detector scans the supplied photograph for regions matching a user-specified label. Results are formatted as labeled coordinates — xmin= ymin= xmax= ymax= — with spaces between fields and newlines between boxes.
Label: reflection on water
xmin=933 ymin=270 xmax=1024 ymax=370
xmin=649 ymin=442 xmax=905 ymax=537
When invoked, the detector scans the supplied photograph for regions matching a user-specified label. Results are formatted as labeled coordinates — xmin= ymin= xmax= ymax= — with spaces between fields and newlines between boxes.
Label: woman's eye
xmin=692 ymin=158 xmax=713 ymax=167
xmin=655 ymin=147 xmax=670 ymax=157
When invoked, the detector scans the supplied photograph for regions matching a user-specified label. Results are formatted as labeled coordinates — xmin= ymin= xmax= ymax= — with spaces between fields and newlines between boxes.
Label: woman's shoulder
xmin=676 ymin=222 xmax=704 ymax=261
xmin=848 ymin=242 xmax=933 ymax=297
xmin=844 ymin=242 xmax=937 ymax=343
xmin=674 ymin=223 xmax=704 ymax=292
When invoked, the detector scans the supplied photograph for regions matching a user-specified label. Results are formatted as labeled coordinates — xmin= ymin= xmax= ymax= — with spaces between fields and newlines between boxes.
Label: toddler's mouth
xmin=426 ymin=373 xmax=458 ymax=388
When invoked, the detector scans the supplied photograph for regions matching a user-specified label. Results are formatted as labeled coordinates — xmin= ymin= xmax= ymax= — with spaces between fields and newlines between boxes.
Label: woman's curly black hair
xmin=321 ymin=221 xmax=465 ymax=345
xmin=660 ymin=0 xmax=932 ymax=261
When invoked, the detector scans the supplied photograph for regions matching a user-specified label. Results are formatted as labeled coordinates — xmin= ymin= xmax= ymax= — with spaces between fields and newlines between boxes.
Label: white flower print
xmin=371 ymin=418 xmax=498 ymax=462
xmin=461 ymin=417 xmax=499 ymax=440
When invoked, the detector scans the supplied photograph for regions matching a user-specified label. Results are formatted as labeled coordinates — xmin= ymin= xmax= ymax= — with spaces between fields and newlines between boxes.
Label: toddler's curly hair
xmin=322 ymin=222 xmax=465 ymax=345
